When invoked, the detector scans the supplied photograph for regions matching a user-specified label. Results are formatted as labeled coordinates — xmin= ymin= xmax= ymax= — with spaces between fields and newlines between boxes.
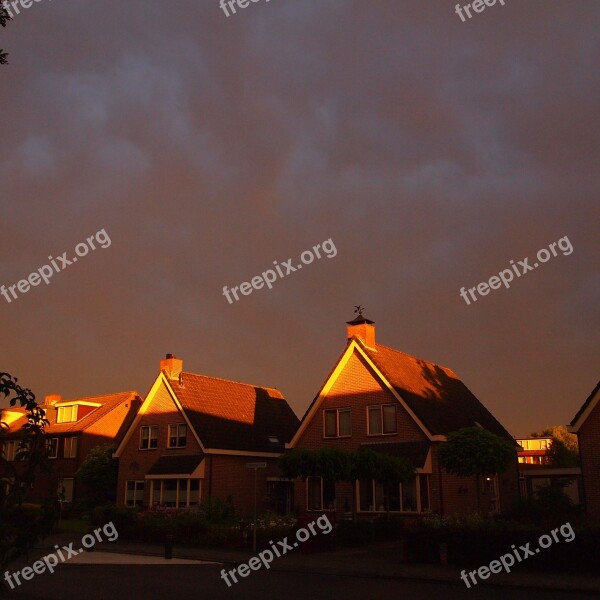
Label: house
xmin=568 ymin=380 xmax=600 ymax=520
xmin=287 ymin=314 xmax=519 ymax=519
xmin=515 ymin=437 xmax=582 ymax=505
xmin=113 ymin=355 xmax=299 ymax=515
xmin=0 ymin=391 xmax=141 ymax=504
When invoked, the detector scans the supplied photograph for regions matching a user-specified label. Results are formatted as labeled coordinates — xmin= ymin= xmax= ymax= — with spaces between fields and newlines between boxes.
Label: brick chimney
xmin=160 ymin=354 xmax=183 ymax=380
xmin=346 ymin=313 xmax=376 ymax=349
xmin=44 ymin=394 xmax=61 ymax=406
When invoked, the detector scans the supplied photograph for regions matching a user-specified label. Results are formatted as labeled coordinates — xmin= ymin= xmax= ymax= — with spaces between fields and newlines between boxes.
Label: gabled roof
xmin=292 ymin=337 xmax=513 ymax=444
xmin=0 ymin=391 xmax=140 ymax=438
xmin=361 ymin=342 xmax=513 ymax=439
xmin=168 ymin=373 xmax=299 ymax=453
xmin=569 ymin=380 xmax=600 ymax=432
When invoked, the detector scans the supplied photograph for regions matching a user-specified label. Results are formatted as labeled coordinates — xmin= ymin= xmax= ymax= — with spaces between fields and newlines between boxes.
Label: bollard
xmin=439 ymin=542 xmax=448 ymax=565
xmin=165 ymin=534 xmax=173 ymax=560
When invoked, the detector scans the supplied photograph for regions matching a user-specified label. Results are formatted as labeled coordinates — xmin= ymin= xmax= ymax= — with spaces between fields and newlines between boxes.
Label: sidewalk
xmin=29 ymin=534 xmax=600 ymax=593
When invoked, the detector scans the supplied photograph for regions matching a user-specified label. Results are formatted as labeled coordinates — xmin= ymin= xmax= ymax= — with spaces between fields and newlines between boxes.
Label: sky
xmin=0 ymin=0 xmax=598 ymax=437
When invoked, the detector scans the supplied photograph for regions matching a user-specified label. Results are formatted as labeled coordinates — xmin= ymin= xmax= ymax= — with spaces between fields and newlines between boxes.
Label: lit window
xmin=64 ymin=437 xmax=78 ymax=458
xmin=367 ymin=404 xmax=397 ymax=435
xmin=323 ymin=408 xmax=351 ymax=438
xmin=168 ymin=424 xmax=187 ymax=448
xmin=139 ymin=426 xmax=158 ymax=450
xmin=57 ymin=405 xmax=78 ymax=424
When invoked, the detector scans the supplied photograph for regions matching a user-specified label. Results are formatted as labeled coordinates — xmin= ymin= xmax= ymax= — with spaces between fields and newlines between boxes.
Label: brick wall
xmin=116 ymin=379 xmax=203 ymax=507
xmin=578 ymin=402 xmax=600 ymax=519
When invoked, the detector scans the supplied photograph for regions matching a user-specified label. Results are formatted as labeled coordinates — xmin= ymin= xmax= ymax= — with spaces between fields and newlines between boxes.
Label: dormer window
xmin=57 ymin=405 xmax=78 ymax=424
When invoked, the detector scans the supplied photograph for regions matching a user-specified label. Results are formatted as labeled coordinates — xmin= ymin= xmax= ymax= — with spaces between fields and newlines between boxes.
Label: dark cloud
xmin=0 ymin=0 xmax=598 ymax=436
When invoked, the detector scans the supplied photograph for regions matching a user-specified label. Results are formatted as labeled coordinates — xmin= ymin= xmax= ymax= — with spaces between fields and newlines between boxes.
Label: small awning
xmin=360 ymin=441 xmax=430 ymax=470
xmin=147 ymin=454 xmax=204 ymax=477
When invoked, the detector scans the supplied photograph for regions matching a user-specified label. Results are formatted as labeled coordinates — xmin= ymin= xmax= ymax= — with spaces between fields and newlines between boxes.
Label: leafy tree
xmin=529 ymin=425 xmax=579 ymax=467
xmin=76 ymin=445 xmax=118 ymax=503
xmin=0 ymin=372 xmax=57 ymax=590
xmin=1 ymin=4 xmax=11 ymax=65
xmin=437 ymin=426 xmax=517 ymax=512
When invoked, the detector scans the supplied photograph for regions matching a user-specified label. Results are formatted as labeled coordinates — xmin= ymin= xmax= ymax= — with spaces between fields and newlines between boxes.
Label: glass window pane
xmin=419 ymin=475 xmax=430 ymax=511
xmin=401 ymin=477 xmax=418 ymax=512
xmin=358 ymin=479 xmax=373 ymax=511
xmin=324 ymin=411 xmax=337 ymax=437
xmin=368 ymin=407 xmax=382 ymax=435
xmin=383 ymin=405 xmax=397 ymax=433
xmin=374 ymin=481 xmax=385 ymax=511
xmin=178 ymin=425 xmax=186 ymax=447
xmin=323 ymin=479 xmax=336 ymax=510
xmin=387 ymin=483 xmax=401 ymax=511
xmin=163 ymin=479 xmax=177 ymax=507
xmin=339 ymin=410 xmax=351 ymax=436
xmin=308 ymin=477 xmax=321 ymax=510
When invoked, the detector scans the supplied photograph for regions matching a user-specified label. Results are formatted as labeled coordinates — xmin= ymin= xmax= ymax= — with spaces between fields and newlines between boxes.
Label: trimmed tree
xmin=76 ymin=445 xmax=118 ymax=504
xmin=436 ymin=426 xmax=517 ymax=513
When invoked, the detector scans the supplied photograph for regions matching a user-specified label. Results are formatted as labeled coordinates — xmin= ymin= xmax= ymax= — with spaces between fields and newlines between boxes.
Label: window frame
xmin=306 ymin=476 xmax=336 ymax=511
xmin=139 ymin=425 xmax=158 ymax=450
xmin=125 ymin=480 xmax=145 ymax=507
xmin=357 ymin=475 xmax=428 ymax=513
xmin=367 ymin=403 xmax=398 ymax=436
xmin=322 ymin=407 xmax=352 ymax=438
xmin=167 ymin=423 xmax=187 ymax=448
xmin=64 ymin=436 xmax=78 ymax=459
xmin=46 ymin=438 xmax=59 ymax=459
xmin=57 ymin=405 xmax=78 ymax=424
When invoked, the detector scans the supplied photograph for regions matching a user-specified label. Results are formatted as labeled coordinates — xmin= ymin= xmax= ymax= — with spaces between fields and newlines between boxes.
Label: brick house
xmin=515 ymin=437 xmax=582 ymax=505
xmin=0 ymin=391 xmax=141 ymax=504
xmin=287 ymin=314 xmax=519 ymax=519
xmin=568 ymin=380 xmax=600 ymax=520
xmin=113 ymin=355 xmax=299 ymax=515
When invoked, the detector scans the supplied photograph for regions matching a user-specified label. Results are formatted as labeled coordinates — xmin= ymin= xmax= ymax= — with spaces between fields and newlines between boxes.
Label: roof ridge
xmin=53 ymin=390 xmax=138 ymax=404
xmin=181 ymin=372 xmax=283 ymax=395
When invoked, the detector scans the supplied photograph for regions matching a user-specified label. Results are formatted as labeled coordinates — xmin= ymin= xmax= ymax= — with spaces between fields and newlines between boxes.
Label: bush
xmin=372 ymin=516 xmax=405 ymax=541
xmin=91 ymin=504 xmax=138 ymax=538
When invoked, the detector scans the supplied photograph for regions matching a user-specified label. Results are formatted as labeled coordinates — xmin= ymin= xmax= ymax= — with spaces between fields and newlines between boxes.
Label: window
xmin=64 ymin=437 xmax=78 ymax=459
xmin=306 ymin=476 xmax=335 ymax=510
xmin=358 ymin=475 xmax=429 ymax=513
xmin=58 ymin=479 xmax=74 ymax=503
xmin=149 ymin=479 xmax=201 ymax=508
xmin=46 ymin=438 xmax=58 ymax=459
xmin=57 ymin=405 xmax=78 ymax=424
xmin=139 ymin=426 xmax=158 ymax=450
xmin=168 ymin=424 xmax=187 ymax=448
xmin=323 ymin=408 xmax=351 ymax=438
xmin=3 ymin=440 xmax=17 ymax=461
xmin=367 ymin=404 xmax=397 ymax=435
xmin=125 ymin=480 xmax=145 ymax=507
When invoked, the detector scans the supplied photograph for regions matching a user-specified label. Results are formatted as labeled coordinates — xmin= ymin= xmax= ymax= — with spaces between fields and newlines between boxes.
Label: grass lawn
xmin=53 ymin=517 xmax=90 ymax=535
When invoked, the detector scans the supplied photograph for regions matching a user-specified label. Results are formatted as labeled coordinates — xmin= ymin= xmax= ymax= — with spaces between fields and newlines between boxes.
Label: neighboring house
xmin=568 ymin=380 xmax=600 ymax=520
xmin=113 ymin=355 xmax=299 ymax=515
xmin=287 ymin=314 xmax=519 ymax=519
xmin=0 ymin=391 xmax=141 ymax=504
xmin=515 ymin=437 xmax=582 ymax=505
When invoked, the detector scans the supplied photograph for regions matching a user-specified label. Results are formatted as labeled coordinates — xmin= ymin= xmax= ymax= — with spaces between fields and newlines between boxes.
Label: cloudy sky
xmin=1 ymin=0 xmax=598 ymax=437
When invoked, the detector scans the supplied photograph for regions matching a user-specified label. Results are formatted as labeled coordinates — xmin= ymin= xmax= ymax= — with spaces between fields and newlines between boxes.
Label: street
xmin=10 ymin=564 xmax=596 ymax=600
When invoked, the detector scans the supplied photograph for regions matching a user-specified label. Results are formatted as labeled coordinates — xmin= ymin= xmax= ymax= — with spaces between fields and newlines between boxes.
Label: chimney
xmin=44 ymin=394 xmax=61 ymax=406
xmin=346 ymin=312 xmax=376 ymax=349
xmin=160 ymin=353 xmax=183 ymax=380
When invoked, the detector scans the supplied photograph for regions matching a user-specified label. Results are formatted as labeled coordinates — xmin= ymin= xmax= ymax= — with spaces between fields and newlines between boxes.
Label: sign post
xmin=246 ymin=462 xmax=267 ymax=553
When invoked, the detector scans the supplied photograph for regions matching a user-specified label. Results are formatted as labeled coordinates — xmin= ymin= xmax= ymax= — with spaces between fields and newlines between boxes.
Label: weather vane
xmin=354 ymin=305 xmax=365 ymax=317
